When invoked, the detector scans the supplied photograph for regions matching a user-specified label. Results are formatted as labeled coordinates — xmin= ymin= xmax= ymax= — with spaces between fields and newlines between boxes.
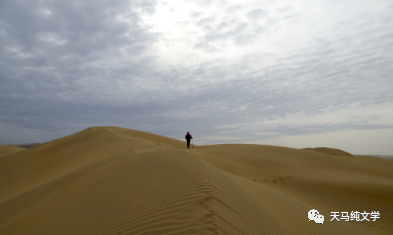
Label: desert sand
xmin=0 ymin=145 xmax=25 ymax=158
xmin=0 ymin=126 xmax=392 ymax=235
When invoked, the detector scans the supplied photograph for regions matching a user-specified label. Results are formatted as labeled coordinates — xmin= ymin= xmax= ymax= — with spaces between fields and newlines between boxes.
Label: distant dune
xmin=302 ymin=147 xmax=353 ymax=157
xmin=356 ymin=154 xmax=393 ymax=160
xmin=0 ymin=126 xmax=392 ymax=235
xmin=0 ymin=145 xmax=25 ymax=157
xmin=6 ymin=143 xmax=40 ymax=148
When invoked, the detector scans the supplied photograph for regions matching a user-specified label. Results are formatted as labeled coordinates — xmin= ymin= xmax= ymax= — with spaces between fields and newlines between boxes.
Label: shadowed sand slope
xmin=0 ymin=145 xmax=25 ymax=157
xmin=0 ymin=127 xmax=392 ymax=235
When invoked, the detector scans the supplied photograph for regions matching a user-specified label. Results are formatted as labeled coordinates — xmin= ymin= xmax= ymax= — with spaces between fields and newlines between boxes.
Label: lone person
xmin=185 ymin=132 xmax=193 ymax=149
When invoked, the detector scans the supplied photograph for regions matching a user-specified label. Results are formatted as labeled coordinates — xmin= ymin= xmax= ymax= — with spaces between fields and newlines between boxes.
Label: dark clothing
xmin=185 ymin=133 xmax=192 ymax=149
xmin=185 ymin=133 xmax=192 ymax=140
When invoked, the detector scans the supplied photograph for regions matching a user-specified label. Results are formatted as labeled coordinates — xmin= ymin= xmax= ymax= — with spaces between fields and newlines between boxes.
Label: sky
xmin=1 ymin=0 xmax=393 ymax=155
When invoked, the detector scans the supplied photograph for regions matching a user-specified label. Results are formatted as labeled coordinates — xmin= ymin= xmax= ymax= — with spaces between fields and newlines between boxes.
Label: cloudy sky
xmin=1 ymin=0 xmax=393 ymax=155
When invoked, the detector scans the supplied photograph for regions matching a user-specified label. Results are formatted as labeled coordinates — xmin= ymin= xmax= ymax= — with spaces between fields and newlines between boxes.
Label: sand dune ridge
xmin=0 ymin=126 xmax=392 ymax=234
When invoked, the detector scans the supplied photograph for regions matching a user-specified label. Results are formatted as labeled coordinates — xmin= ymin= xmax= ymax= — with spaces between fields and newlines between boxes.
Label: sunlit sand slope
xmin=0 ymin=127 xmax=392 ymax=235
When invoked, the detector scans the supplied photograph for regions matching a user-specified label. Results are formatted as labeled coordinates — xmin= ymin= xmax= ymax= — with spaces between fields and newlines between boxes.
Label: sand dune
xmin=0 ymin=145 xmax=25 ymax=158
xmin=302 ymin=147 xmax=353 ymax=157
xmin=0 ymin=127 xmax=392 ymax=234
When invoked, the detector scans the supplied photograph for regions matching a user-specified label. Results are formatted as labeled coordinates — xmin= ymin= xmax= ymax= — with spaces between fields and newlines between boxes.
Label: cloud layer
xmin=1 ymin=0 xmax=393 ymax=154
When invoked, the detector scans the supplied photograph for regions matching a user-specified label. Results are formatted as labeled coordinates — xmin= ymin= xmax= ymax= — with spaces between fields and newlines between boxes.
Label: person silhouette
xmin=185 ymin=132 xmax=193 ymax=149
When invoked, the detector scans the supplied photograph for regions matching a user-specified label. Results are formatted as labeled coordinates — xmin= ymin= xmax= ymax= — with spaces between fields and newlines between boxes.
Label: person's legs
xmin=187 ymin=140 xmax=190 ymax=148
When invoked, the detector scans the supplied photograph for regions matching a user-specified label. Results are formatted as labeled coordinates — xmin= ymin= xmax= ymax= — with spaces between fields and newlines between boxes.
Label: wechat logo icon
xmin=308 ymin=209 xmax=324 ymax=224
